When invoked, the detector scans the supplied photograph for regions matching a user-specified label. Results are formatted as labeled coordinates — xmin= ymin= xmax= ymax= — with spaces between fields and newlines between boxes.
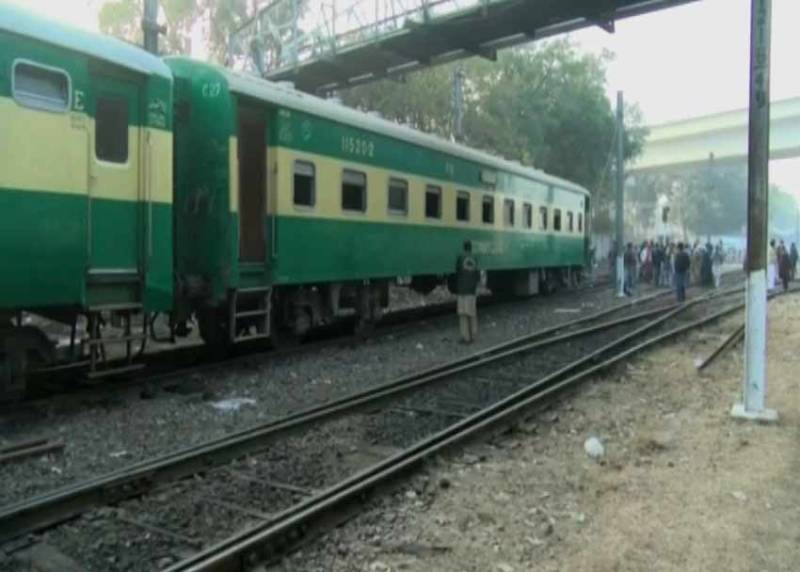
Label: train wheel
xmin=0 ymin=345 xmax=27 ymax=403
xmin=0 ymin=326 xmax=53 ymax=403
xmin=353 ymin=317 xmax=375 ymax=339
xmin=197 ymin=308 xmax=231 ymax=356
xmin=268 ymin=310 xmax=299 ymax=350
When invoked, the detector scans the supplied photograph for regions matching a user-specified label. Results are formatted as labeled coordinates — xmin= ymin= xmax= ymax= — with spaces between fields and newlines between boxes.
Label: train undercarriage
xmin=0 ymin=266 xmax=583 ymax=402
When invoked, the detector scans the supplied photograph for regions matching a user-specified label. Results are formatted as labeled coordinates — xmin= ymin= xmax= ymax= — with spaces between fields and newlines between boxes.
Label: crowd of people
xmin=608 ymin=238 xmax=799 ymax=301
xmin=611 ymin=240 xmax=727 ymax=298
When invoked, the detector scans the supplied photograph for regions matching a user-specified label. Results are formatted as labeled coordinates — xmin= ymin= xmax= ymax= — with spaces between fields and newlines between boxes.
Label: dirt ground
xmin=284 ymin=292 xmax=800 ymax=572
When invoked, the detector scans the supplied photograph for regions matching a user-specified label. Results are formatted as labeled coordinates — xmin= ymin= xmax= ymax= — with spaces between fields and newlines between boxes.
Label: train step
xmin=229 ymin=287 xmax=272 ymax=343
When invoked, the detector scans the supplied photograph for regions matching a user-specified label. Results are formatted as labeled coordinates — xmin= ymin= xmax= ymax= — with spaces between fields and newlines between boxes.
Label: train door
xmin=88 ymin=72 xmax=142 ymax=276
xmin=237 ymin=102 xmax=267 ymax=263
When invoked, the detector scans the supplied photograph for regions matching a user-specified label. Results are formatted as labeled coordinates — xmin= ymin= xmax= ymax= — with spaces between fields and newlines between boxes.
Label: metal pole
xmin=452 ymin=64 xmax=465 ymax=142
xmin=615 ymin=91 xmax=626 ymax=298
xmin=291 ymin=0 xmax=299 ymax=67
xmin=732 ymin=0 xmax=777 ymax=422
xmin=143 ymin=0 xmax=159 ymax=54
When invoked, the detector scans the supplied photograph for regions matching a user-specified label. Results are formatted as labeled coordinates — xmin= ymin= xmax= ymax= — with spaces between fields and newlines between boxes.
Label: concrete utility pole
xmin=615 ymin=91 xmax=626 ymax=298
xmin=732 ymin=0 xmax=777 ymax=422
xmin=143 ymin=0 xmax=161 ymax=55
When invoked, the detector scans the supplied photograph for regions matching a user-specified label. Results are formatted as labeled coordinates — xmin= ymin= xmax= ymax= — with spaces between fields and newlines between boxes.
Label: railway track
xmin=0 ymin=285 xmax=740 ymax=571
xmin=165 ymin=288 xmax=756 ymax=572
xmin=20 ymin=281 xmax=614 ymax=406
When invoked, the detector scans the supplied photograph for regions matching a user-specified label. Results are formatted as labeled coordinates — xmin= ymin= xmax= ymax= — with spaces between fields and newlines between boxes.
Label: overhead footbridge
xmin=631 ymin=97 xmax=800 ymax=173
xmin=232 ymin=0 xmax=698 ymax=94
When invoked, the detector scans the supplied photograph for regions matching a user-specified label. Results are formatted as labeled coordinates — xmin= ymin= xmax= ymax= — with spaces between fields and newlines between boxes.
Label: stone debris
xmin=14 ymin=543 xmax=84 ymax=572
xmin=583 ymin=436 xmax=605 ymax=459
xmin=210 ymin=397 xmax=257 ymax=412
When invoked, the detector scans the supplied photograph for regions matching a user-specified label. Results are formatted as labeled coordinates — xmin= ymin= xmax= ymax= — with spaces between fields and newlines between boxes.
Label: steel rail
xmin=0 ymin=289 xmax=673 ymax=543
xmin=696 ymin=322 xmax=745 ymax=371
xmin=167 ymin=291 xmax=747 ymax=572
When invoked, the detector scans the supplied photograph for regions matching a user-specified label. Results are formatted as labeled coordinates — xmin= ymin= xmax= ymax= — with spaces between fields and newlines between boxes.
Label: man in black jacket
xmin=674 ymin=242 xmax=691 ymax=302
xmin=455 ymin=240 xmax=480 ymax=343
xmin=652 ymin=242 xmax=664 ymax=288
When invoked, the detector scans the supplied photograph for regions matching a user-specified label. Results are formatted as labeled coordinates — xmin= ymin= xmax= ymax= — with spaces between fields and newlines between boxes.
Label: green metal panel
xmin=168 ymin=59 xmax=237 ymax=304
xmin=0 ymin=188 xmax=86 ymax=308
xmin=0 ymin=188 xmax=172 ymax=311
xmin=269 ymin=215 xmax=585 ymax=285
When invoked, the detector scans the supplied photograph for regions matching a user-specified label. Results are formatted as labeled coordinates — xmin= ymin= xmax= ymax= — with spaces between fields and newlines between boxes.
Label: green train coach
xmin=0 ymin=5 xmax=591 ymax=398
xmin=167 ymin=58 xmax=590 ymax=344
xmin=0 ymin=5 xmax=173 ymax=397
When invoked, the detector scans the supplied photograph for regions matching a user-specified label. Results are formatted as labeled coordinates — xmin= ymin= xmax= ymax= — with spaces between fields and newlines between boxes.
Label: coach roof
xmin=0 ymin=3 xmax=171 ymax=80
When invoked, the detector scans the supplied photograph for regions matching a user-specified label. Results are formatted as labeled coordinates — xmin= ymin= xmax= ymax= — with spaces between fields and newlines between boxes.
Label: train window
xmin=539 ymin=207 xmax=548 ymax=231
xmin=342 ymin=169 xmax=367 ymax=212
xmin=388 ymin=178 xmax=408 ymax=215
xmin=578 ymin=213 xmax=584 ymax=232
xmin=503 ymin=199 xmax=515 ymax=227
xmin=96 ymin=96 xmax=129 ymax=163
xmin=293 ymin=161 xmax=315 ymax=207
xmin=425 ymin=185 xmax=442 ymax=219
xmin=553 ymin=208 xmax=562 ymax=232
xmin=456 ymin=191 xmax=470 ymax=222
xmin=567 ymin=211 xmax=574 ymax=232
xmin=482 ymin=196 xmax=494 ymax=224
xmin=12 ymin=60 xmax=70 ymax=113
xmin=523 ymin=203 xmax=533 ymax=229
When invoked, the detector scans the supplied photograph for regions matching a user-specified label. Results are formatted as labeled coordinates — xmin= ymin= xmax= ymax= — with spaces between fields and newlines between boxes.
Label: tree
xmin=341 ymin=39 xmax=646 ymax=233
xmin=98 ymin=0 xmax=254 ymax=59
xmin=769 ymin=184 xmax=800 ymax=238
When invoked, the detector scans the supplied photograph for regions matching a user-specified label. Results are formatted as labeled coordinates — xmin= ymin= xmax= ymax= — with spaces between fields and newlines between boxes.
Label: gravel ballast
xmin=0 ymin=283 xmax=637 ymax=507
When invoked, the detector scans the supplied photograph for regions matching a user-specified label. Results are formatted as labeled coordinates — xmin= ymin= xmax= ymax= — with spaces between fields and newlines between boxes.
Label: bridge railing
xmin=229 ymin=0 xmax=499 ymax=76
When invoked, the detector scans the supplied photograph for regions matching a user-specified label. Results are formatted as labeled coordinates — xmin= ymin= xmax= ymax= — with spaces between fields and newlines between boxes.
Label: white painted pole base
xmin=616 ymin=256 xmax=625 ymax=298
xmin=730 ymin=402 xmax=778 ymax=422
xmin=731 ymin=268 xmax=778 ymax=423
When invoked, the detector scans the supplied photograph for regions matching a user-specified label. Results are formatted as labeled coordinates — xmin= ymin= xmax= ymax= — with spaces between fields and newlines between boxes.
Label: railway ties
xmin=0 ymin=286 xmax=739 ymax=570
xmin=162 ymin=288 xmax=757 ymax=572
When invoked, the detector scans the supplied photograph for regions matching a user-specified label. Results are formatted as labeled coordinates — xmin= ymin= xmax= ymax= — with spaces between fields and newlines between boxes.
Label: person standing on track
xmin=652 ymin=241 xmax=664 ymax=288
xmin=674 ymin=242 xmax=691 ymax=302
xmin=623 ymin=243 xmax=637 ymax=297
xmin=768 ymin=239 xmax=778 ymax=290
xmin=712 ymin=243 xmax=725 ymax=289
xmin=790 ymin=242 xmax=798 ymax=281
xmin=778 ymin=240 xmax=791 ymax=291
xmin=455 ymin=240 xmax=480 ymax=344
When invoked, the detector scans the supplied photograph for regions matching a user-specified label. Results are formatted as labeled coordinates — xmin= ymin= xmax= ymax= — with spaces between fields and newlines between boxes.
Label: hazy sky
xmin=8 ymin=0 xmax=800 ymax=190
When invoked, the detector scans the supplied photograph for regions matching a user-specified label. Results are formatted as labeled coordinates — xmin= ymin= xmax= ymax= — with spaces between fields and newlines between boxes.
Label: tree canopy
xmin=98 ymin=0 xmax=249 ymax=59
xmin=627 ymin=162 xmax=799 ymax=241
